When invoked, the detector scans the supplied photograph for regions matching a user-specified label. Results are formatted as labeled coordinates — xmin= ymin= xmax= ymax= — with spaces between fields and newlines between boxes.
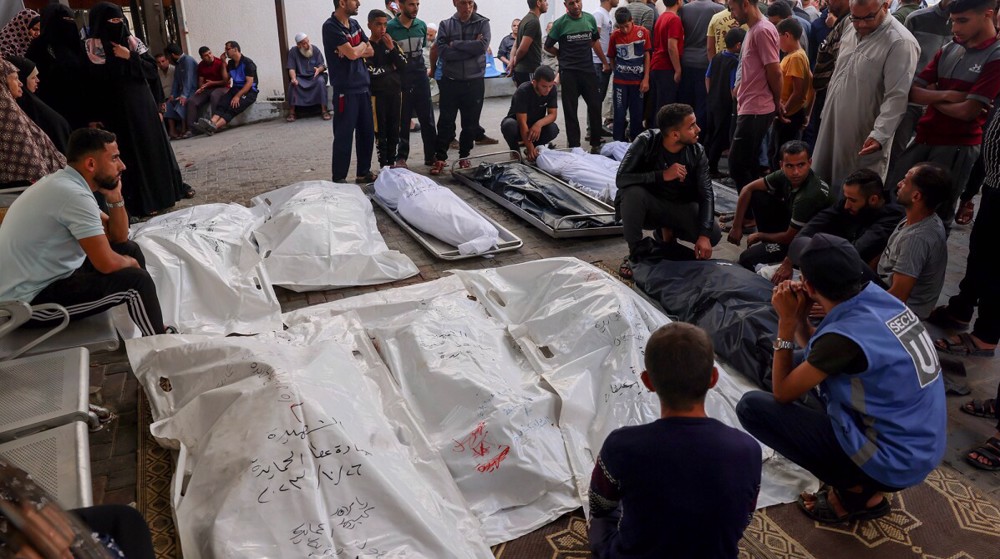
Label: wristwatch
xmin=773 ymin=338 xmax=795 ymax=351
xmin=107 ymin=200 xmax=125 ymax=209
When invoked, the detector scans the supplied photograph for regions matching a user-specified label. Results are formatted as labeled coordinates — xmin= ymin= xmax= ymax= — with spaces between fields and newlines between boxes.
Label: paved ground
xmin=88 ymin=96 xmax=1000 ymax=519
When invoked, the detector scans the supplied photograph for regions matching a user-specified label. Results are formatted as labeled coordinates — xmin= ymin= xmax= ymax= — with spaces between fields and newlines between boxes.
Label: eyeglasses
xmin=849 ymin=10 xmax=880 ymax=22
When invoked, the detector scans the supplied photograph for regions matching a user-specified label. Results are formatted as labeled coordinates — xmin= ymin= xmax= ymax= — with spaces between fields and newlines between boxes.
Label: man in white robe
xmin=812 ymin=0 xmax=918 ymax=188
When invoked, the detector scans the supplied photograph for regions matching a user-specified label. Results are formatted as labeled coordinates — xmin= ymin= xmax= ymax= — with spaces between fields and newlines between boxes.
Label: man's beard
xmin=298 ymin=45 xmax=314 ymax=58
xmin=96 ymin=173 xmax=120 ymax=191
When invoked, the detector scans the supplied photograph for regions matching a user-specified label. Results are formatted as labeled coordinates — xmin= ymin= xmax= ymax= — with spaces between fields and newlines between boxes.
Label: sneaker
xmin=589 ymin=144 xmax=603 ymax=155
xmin=476 ymin=135 xmax=499 ymax=145
xmin=355 ymin=172 xmax=379 ymax=184
xmin=196 ymin=118 xmax=216 ymax=136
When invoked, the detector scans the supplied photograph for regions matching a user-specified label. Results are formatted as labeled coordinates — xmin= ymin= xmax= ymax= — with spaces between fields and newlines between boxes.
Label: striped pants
xmin=28 ymin=241 xmax=165 ymax=336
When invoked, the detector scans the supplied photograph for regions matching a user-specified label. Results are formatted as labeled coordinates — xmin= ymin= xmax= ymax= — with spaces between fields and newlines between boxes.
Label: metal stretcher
xmin=713 ymin=180 xmax=739 ymax=216
xmin=450 ymin=152 xmax=623 ymax=239
xmin=363 ymin=184 xmax=523 ymax=261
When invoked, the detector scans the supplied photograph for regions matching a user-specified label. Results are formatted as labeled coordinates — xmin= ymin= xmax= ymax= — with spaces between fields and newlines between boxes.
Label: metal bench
xmin=0 ymin=301 xmax=119 ymax=360
xmin=0 ymin=422 xmax=93 ymax=509
xmin=0 ymin=347 xmax=91 ymax=443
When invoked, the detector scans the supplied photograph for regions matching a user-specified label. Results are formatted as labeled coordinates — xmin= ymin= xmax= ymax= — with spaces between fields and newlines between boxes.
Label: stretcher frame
xmin=450 ymin=151 xmax=623 ymax=239
xmin=363 ymin=184 xmax=524 ymax=261
xmin=530 ymin=147 xmax=618 ymax=205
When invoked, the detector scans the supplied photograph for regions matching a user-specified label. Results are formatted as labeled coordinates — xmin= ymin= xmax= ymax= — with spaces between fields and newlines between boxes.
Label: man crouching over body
xmin=737 ymin=233 xmax=946 ymax=525
xmin=0 ymin=128 xmax=168 ymax=336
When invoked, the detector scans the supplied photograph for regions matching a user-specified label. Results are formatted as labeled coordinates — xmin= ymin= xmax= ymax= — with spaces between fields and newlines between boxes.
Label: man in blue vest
xmin=736 ymin=233 xmax=946 ymax=524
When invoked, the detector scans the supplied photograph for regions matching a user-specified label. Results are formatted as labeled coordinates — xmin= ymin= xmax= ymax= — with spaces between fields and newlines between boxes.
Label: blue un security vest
xmin=807 ymin=283 xmax=947 ymax=488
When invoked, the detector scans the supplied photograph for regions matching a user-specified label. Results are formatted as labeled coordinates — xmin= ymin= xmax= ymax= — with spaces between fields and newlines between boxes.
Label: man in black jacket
xmin=615 ymin=103 xmax=721 ymax=272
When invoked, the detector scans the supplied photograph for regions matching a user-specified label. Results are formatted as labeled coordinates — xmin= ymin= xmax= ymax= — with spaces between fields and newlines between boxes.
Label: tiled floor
xmin=88 ymin=97 xmax=1000 ymax=515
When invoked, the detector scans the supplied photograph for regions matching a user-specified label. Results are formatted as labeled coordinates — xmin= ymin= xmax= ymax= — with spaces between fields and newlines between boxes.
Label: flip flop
xmin=618 ymin=257 xmax=633 ymax=280
xmin=934 ymin=332 xmax=996 ymax=357
xmin=955 ymin=200 xmax=975 ymax=226
xmin=960 ymin=398 xmax=997 ymax=419
xmin=966 ymin=437 xmax=1000 ymax=471
xmin=798 ymin=489 xmax=891 ymax=524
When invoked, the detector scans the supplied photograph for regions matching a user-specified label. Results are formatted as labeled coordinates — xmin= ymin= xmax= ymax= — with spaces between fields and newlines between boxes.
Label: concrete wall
xmin=177 ymin=0 xmax=660 ymax=102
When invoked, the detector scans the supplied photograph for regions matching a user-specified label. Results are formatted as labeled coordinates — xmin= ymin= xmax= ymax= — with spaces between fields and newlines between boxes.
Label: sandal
xmin=798 ymin=488 xmax=891 ymax=524
xmin=429 ymin=160 xmax=447 ymax=175
xmin=321 ymin=111 xmax=331 ymax=121
xmin=966 ymin=437 xmax=1000 ymax=471
xmin=618 ymin=257 xmax=633 ymax=280
xmin=934 ymin=332 xmax=996 ymax=357
xmin=286 ymin=113 xmax=296 ymax=122
xmin=354 ymin=172 xmax=378 ymax=184
xmin=718 ymin=212 xmax=736 ymax=224
xmin=926 ymin=306 xmax=971 ymax=331
xmin=960 ymin=398 xmax=997 ymax=419
xmin=955 ymin=200 xmax=975 ymax=226
xmin=458 ymin=159 xmax=472 ymax=169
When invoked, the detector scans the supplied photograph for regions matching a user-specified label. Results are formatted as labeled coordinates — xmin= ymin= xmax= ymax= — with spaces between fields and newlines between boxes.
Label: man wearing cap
xmin=736 ymin=233 xmax=946 ymax=525
xmin=286 ymin=33 xmax=330 ymax=122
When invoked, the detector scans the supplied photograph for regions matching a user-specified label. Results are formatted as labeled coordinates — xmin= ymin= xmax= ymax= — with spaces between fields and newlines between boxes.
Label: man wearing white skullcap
xmin=285 ymin=32 xmax=330 ymax=121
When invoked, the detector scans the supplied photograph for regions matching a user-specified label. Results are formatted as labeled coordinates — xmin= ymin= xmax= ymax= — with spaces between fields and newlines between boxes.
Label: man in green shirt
xmin=544 ymin=0 xmax=610 ymax=152
xmin=726 ymin=140 xmax=833 ymax=270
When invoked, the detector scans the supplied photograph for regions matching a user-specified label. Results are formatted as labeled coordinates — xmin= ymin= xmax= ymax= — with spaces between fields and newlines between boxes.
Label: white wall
xmin=179 ymin=0 xmax=647 ymax=101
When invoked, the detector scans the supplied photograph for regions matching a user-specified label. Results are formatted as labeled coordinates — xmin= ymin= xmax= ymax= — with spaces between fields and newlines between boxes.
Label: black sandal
xmin=798 ymin=488 xmax=891 ymax=524
xmin=618 ymin=258 xmax=633 ymax=280
xmin=966 ymin=437 xmax=1000 ymax=471
xmin=960 ymin=398 xmax=997 ymax=419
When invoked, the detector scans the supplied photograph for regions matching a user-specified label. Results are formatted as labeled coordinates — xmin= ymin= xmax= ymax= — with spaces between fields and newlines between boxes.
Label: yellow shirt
xmin=779 ymin=48 xmax=814 ymax=115
xmin=706 ymin=9 xmax=747 ymax=53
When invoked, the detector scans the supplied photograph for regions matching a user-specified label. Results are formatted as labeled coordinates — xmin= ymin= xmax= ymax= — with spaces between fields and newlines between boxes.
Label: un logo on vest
xmin=885 ymin=308 xmax=940 ymax=388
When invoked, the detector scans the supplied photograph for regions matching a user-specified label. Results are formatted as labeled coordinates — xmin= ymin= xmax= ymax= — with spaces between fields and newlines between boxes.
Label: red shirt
xmin=608 ymin=25 xmax=652 ymax=85
xmin=914 ymin=36 xmax=1000 ymax=146
xmin=650 ymin=12 xmax=684 ymax=72
xmin=197 ymin=57 xmax=227 ymax=87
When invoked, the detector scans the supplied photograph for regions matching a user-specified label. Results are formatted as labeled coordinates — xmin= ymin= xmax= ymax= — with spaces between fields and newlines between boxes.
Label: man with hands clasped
xmin=736 ymin=233 xmax=946 ymax=526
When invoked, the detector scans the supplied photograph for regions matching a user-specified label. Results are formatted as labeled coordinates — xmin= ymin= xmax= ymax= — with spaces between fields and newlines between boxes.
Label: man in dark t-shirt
xmin=589 ymin=322 xmax=762 ymax=559
xmin=726 ymin=140 xmax=832 ymax=272
xmin=509 ymin=1 xmax=549 ymax=86
xmin=323 ymin=0 xmax=376 ymax=183
xmin=500 ymin=65 xmax=560 ymax=160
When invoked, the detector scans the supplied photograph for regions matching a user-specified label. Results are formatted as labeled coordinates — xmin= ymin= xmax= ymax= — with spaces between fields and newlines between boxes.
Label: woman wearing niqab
xmin=83 ymin=2 xmax=189 ymax=217
xmin=24 ymin=5 xmax=91 ymax=129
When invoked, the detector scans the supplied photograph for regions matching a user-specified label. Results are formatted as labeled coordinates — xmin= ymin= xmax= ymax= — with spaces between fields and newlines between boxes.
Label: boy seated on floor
xmin=588 ymin=322 xmax=762 ymax=558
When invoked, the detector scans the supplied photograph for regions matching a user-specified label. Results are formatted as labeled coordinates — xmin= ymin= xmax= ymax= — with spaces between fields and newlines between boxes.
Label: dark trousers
xmin=613 ymin=83 xmax=644 ymax=142
xmin=802 ymin=90 xmax=825 ymax=151
xmin=332 ymin=91 xmax=375 ymax=181
xmin=947 ymin=186 xmax=1000 ymax=344
xmin=214 ymin=88 xmax=258 ymax=122
xmin=594 ymin=63 xmax=612 ymax=107
xmin=730 ymin=113 xmax=775 ymax=191
xmin=186 ymin=87 xmax=227 ymax=129
xmin=617 ymin=186 xmax=723 ymax=254
xmin=28 ymin=241 xmax=165 ymax=336
xmin=650 ymin=69 xmax=678 ymax=114
xmin=737 ymin=391 xmax=905 ymax=497
xmin=738 ymin=191 xmax=791 ymax=270
xmin=372 ymin=89 xmax=402 ymax=168
xmin=706 ymin=102 xmax=734 ymax=172
xmin=560 ymin=68 xmax=602 ymax=148
xmin=770 ymin=110 xmax=806 ymax=169
xmin=435 ymin=77 xmax=485 ymax=161
xmin=678 ymin=65 xmax=709 ymax=128
xmin=961 ymin=152 xmax=985 ymax=202
xmin=398 ymin=76 xmax=437 ymax=164
xmin=73 ymin=505 xmax=155 ymax=559
xmin=512 ymin=70 xmax=532 ymax=87
xmin=500 ymin=117 xmax=559 ymax=151
xmin=589 ymin=505 xmax=622 ymax=558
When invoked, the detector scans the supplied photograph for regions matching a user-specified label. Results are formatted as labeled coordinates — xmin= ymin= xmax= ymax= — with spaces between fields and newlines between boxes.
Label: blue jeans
xmin=331 ymin=91 xmax=374 ymax=181
xmin=613 ymin=83 xmax=644 ymax=142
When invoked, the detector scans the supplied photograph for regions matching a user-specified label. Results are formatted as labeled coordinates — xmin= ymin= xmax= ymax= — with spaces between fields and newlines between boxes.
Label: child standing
xmin=588 ymin=322 xmax=762 ymax=558
xmin=607 ymin=7 xmax=651 ymax=142
xmin=771 ymin=17 xmax=813 ymax=169
xmin=366 ymin=9 xmax=408 ymax=170
xmin=705 ymin=27 xmax=745 ymax=178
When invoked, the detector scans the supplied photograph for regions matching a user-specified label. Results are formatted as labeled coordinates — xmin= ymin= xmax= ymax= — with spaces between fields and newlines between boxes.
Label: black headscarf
xmin=6 ymin=54 xmax=71 ymax=154
xmin=88 ymin=2 xmax=129 ymax=47
xmin=36 ymin=4 xmax=82 ymax=54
